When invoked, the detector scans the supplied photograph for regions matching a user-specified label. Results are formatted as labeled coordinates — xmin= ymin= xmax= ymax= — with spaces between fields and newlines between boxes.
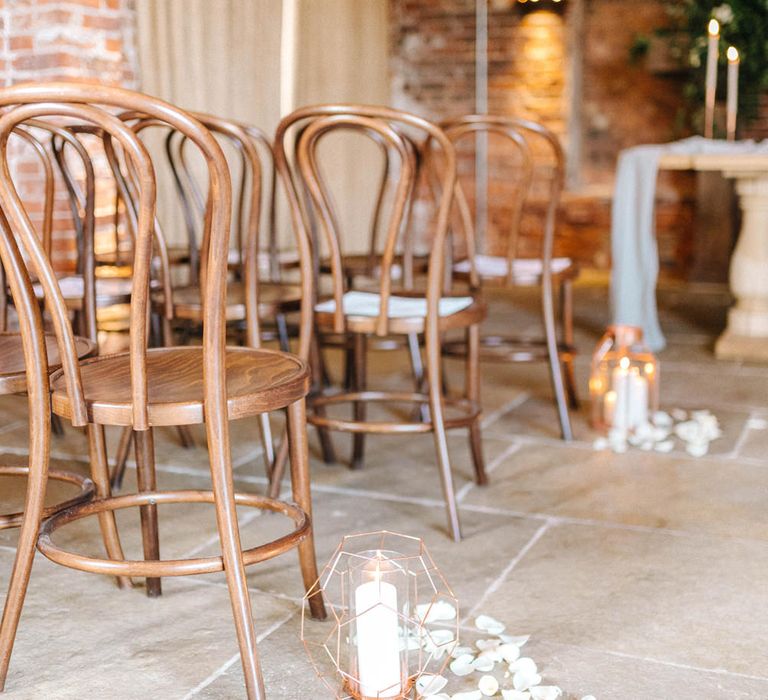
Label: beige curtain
xmin=134 ymin=0 xmax=389 ymax=252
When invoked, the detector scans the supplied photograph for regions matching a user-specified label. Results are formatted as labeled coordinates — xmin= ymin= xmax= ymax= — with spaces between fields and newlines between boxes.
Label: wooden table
xmin=660 ymin=152 xmax=768 ymax=362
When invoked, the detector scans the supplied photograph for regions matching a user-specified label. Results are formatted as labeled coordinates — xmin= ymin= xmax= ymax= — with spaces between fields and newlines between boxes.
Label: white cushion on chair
xmin=315 ymin=291 xmax=473 ymax=318
xmin=454 ymin=255 xmax=572 ymax=282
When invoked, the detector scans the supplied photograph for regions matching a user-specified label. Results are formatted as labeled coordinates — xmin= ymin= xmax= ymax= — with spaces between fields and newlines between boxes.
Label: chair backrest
xmin=441 ymin=115 xmax=565 ymax=286
xmin=0 ymin=83 xmax=232 ymax=434
xmin=274 ymin=105 xmax=457 ymax=342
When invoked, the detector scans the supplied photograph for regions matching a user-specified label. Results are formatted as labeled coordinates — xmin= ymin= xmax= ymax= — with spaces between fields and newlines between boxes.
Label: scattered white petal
xmin=417 ymin=674 xmax=448 ymax=695
xmin=476 ymin=615 xmax=506 ymax=634
xmin=476 ymin=639 xmax=501 ymax=652
xmin=592 ymin=437 xmax=609 ymax=451
xmin=451 ymin=692 xmax=482 ymax=700
xmin=640 ymin=441 xmax=654 ymax=451
xmin=652 ymin=410 xmax=672 ymax=427
xmin=654 ymin=439 xmax=674 ymax=453
xmin=451 ymin=645 xmax=474 ymax=659
xmin=450 ymin=654 xmax=476 ymax=677
xmin=513 ymin=671 xmax=542 ymax=692
xmin=498 ymin=634 xmax=529 ymax=647
xmin=580 ymin=696 xmax=597 ymax=700
xmin=611 ymin=439 xmax=628 ymax=454
xmin=417 ymin=600 xmax=458 ymax=623
xmin=608 ymin=427 xmax=627 ymax=443
xmin=671 ymin=408 xmax=687 ymax=421
xmin=424 ymin=695 xmax=451 ymax=700
xmin=509 ymin=658 xmax=537 ymax=675
xmin=499 ymin=643 xmax=521 ymax=663
xmin=747 ymin=417 xmax=768 ymax=430
xmin=478 ymin=675 xmax=500 ymax=696
xmin=685 ymin=442 xmax=709 ymax=457
xmin=651 ymin=426 xmax=670 ymax=441
xmin=530 ymin=687 xmax=563 ymax=700
xmin=471 ymin=655 xmax=495 ymax=672
xmin=501 ymin=692 xmax=531 ymax=700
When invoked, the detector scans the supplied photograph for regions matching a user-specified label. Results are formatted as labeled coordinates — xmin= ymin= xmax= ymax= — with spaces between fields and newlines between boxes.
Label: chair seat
xmin=50 ymin=346 xmax=309 ymax=426
xmin=319 ymin=253 xmax=429 ymax=281
xmin=33 ymin=275 xmax=160 ymax=310
xmin=165 ymin=281 xmax=302 ymax=322
xmin=0 ymin=332 xmax=95 ymax=395
xmin=453 ymin=255 xmax=575 ymax=284
xmin=314 ymin=291 xmax=485 ymax=334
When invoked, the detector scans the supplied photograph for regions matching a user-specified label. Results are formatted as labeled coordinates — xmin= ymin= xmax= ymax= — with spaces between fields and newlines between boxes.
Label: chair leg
xmin=51 ymin=413 xmax=64 ymax=437
xmin=407 ymin=332 xmax=430 ymax=422
xmin=426 ymin=329 xmax=462 ymax=542
xmin=544 ymin=281 xmax=573 ymax=441
xmin=208 ymin=414 xmax=265 ymax=699
xmin=110 ymin=425 xmax=133 ymax=491
xmin=560 ymin=279 xmax=580 ymax=410
xmin=465 ymin=324 xmax=487 ymax=486
xmin=351 ymin=333 xmax=367 ymax=470
xmin=310 ymin=334 xmax=337 ymax=465
xmin=276 ymin=312 xmax=290 ymax=352
xmin=134 ymin=429 xmax=161 ymax=598
xmin=176 ymin=425 xmax=196 ymax=449
xmin=88 ymin=424 xmax=131 ymax=588
xmin=286 ymin=398 xmax=326 ymax=621
xmin=267 ymin=428 xmax=290 ymax=500
xmin=0 ymin=399 xmax=49 ymax=691
xmin=257 ymin=413 xmax=275 ymax=475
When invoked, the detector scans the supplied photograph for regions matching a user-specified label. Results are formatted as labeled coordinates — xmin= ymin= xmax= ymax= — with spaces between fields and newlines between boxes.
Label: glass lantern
xmin=301 ymin=531 xmax=459 ymax=700
xmin=590 ymin=325 xmax=659 ymax=433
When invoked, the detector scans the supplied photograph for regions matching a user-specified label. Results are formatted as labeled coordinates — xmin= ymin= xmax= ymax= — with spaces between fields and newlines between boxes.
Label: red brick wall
xmin=389 ymin=0 xmax=699 ymax=278
xmin=0 ymin=0 xmax=138 ymax=271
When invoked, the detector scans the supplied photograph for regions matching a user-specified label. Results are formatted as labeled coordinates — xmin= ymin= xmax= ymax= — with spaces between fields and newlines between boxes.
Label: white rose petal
xmin=509 ymin=658 xmax=538 ymax=676
xmin=498 ymin=634 xmax=530 ymax=647
xmin=654 ymin=440 xmax=674 ymax=453
xmin=581 ymin=696 xmax=597 ymax=700
xmin=451 ymin=692 xmax=482 ymax=700
xmin=592 ymin=437 xmax=609 ymax=451
xmin=472 ymin=655 xmax=496 ymax=672
xmin=652 ymin=410 xmax=672 ymax=427
xmin=476 ymin=614 xmax=506 ymax=634
xmin=417 ymin=674 xmax=448 ymax=695
xmin=424 ymin=695 xmax=451 ymax=700
xmin=513 ymin=671 xmax=542 ymax=692
xmin=450 ymin=654 xmax=476 ymax=677
xmin=671 ymin=408 xmax=687 ymax=421
xmin=686 ymin=441 xmax=709 ymax=457
xmin=479 ymin=675 xmax=500 ymax=696
xmin=417 ymin=600 xmax=458 ymax=623
xmin=451 ymin=645 xmax=475 ymax=658
xmin=476 ymin=639 xmax=501 ymax=652
xmin=501 ymin=692 xmax=531 ymax=700
xmin=499 ymin=643 xmax=521 ymax=663
xmin=747 ymin=417 xmax=768 ymax=430
xmin=530 ymin=687 xmax=563 ymax=700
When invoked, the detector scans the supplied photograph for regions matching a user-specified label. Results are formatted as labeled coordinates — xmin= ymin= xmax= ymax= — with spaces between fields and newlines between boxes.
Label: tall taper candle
xmin=727 ymin=46 xmax=740 ymax=141
xmin=705 ymin=18 xmax=720 ymax=139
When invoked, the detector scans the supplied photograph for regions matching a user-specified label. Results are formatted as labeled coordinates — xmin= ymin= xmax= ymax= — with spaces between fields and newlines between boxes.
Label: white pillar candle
xmin=705 ymin=19 xmax=720 ymax=139
xmin=726 ymin=46 xmax=740 ymax=141
xmin=610 ymin=359 xmax=631 ymax=430
xmin=355 ymin=575 xmax=401 ymax=698
xmin=604 ymin=390 xmax=617 ymax=426
xmin=628 ymin=369 xmax=649 ymax=428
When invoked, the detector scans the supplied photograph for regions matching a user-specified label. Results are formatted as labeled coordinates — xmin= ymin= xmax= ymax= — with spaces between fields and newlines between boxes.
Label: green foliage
xmin=661 ymin=0 xmax=768 ymax=130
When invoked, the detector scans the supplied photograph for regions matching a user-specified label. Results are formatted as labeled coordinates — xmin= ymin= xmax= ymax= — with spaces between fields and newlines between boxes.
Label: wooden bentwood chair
xmin=273 ymin=106 xmax=488 ymax=542
xmin=0 ymin=83 xmax=325 ymax=700
xmin=441 ymin=115 xmax=579 ymax=440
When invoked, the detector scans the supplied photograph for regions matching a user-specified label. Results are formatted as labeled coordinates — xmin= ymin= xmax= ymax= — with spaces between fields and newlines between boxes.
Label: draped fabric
xmin=134 ymin=0 xmax=389 ymax=253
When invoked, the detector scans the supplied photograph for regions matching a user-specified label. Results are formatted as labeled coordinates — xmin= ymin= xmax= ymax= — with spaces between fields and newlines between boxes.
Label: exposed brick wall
xmin=0 ymin=0 xmax=139 ymax=271
xmin=389 ymin=0 xmax=699 ymax=279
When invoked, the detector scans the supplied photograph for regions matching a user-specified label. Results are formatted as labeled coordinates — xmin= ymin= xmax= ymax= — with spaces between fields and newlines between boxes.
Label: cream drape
xmin=135 ymin=0 xmax=389 ymax=252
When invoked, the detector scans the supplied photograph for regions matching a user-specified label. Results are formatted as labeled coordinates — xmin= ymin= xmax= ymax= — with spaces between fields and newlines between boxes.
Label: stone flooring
xmin=1 ymin=281 xmax=768 ymax=699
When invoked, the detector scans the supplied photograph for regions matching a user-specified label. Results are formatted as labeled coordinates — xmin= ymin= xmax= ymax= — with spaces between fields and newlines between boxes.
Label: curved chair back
xmin=0 ymin=83 xmax=232 ymax=436
xmin=442 ymin=115 xmax=565 ymax=288
xmin=274 ymin=105 xmax=457 ymax=347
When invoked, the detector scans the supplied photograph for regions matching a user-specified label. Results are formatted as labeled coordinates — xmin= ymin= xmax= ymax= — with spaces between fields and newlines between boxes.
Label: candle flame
xmin=708 ymin=18 xmax=720 ymax=37
xmin=727 ymin=46 xmax=739 ymax=62
xmin=619 ymin=357 xmax=630 ymax=370
xmin=644 ymin=362 xmax=655 ymax=375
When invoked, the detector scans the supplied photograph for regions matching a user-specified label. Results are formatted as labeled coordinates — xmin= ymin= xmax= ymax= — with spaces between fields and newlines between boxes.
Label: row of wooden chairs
xmin=0 ymin=84 xmax=578 ymax=697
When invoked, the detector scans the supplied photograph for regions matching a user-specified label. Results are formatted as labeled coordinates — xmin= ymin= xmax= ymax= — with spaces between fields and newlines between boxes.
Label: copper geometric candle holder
xmin=301 ymin=531 xmax=459 ymax=699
